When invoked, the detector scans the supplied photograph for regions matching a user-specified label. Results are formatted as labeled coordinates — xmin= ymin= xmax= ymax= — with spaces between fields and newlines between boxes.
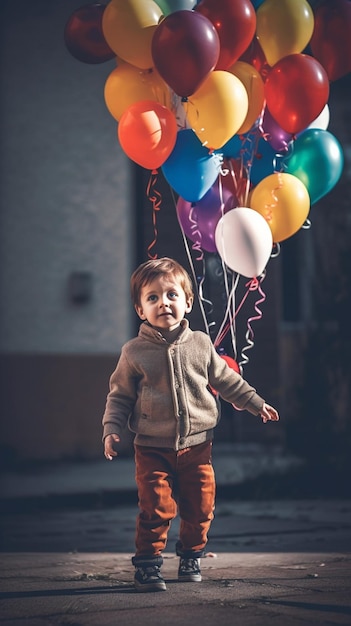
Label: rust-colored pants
xmin=134 ymin=440 xmax=216 ymax=559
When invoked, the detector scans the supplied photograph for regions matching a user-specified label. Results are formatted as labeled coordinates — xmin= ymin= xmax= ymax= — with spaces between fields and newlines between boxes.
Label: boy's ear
xmin=185 ymin=297 xmax=193 ymax=314
xmin=135 ymin=304 xmax=146 ymax=320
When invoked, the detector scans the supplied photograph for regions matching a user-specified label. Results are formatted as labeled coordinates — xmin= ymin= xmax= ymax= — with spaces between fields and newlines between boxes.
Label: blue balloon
xmin=162 ymin=129 xmax=220 ymax=202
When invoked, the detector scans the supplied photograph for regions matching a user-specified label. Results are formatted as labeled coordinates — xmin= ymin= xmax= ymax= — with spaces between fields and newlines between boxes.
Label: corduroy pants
xmin=133 ymin=440 xmax=216 ymax=560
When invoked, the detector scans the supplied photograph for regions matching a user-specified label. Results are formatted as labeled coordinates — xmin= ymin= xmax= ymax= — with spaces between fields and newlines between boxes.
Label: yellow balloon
xmin=102 ymin=0 xmax=162 ymax=70
xmin=256 ymin=0 xmax=314 ymax=67
xmin=249 ymin=173 xmax=310 ymax=243
xmin=104 ymin=64 xmax=171 ymax=121
xmin=227 ymin=61 xmax=265 ymax=134
xmin=184 ymin=71 xmax=248 ymax=151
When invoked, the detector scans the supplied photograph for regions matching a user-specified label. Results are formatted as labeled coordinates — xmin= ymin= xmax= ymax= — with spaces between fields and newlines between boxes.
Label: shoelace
xmin=180 ymin=559 xmax=199 ymax=572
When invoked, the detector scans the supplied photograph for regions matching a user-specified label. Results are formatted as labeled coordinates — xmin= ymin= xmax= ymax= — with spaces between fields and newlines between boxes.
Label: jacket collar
xmin=138 ymin=319 xmax=190 ymax=344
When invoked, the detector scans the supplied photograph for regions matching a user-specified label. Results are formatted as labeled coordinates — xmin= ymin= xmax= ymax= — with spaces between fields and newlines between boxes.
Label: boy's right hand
xmin=104 ymin=434 xmax=120 ymax=460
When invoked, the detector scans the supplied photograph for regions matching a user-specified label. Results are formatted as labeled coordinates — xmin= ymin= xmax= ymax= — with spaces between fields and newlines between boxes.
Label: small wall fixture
xmin=67 ymin=271 xmax=93 ymax=305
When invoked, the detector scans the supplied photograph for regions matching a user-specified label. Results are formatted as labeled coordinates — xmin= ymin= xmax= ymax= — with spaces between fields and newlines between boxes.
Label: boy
xmin=102 ymin=257 xmax=279 ymax=592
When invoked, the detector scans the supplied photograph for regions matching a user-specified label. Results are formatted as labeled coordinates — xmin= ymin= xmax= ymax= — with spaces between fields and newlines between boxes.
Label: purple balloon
xmin=176 ymin=179 xmax=234 ymax=252
xmin=262 ymin=107 xmax=293 ymax=152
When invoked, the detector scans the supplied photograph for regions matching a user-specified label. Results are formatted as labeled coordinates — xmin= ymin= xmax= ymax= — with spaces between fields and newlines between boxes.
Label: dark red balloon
xmin=240 ymin=37 xmax=268 ymax=78
xmin=151 ymin=10 xmax=220 ymax=98
xmin=195 ymin=0 xmax=256 ymax=70
xmin=264 ymin=54 xmax=330 ymax=135
xmin=64 ymin=3 xmax=115 ymax=64
xmin=310 ymin=0 xmax=351 ymax=82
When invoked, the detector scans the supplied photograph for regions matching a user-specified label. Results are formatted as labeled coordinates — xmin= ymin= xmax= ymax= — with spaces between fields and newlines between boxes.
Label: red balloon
xmin=264 ymin=54 xmax=330 ymax=135
xmin=310 ymin=0 xmax=351 ymax=82
xmin=64 ymin=3 xmax=115 ymax=64
xmin=151 ymin=10 xmax=220 ymax=97
xmin=210 ymin=353 xmax=240 ymax=395
xmin=220 ymin=354 xmax=240 ymax=373
xmin=118 ymin=100 xmax=178 ymax=170
xmin=195 ymin=0 xmax=256 ymax=70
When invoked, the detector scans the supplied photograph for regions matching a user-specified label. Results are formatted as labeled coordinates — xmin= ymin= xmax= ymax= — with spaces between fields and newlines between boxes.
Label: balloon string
xmin=146 ymin=169 xmax=162 ymax=259
xmin=169 ymin=187 xmax=213 ymax=337
xmin=241 ymin=129 xmax=260 ymax=206
xmin=213 ymin=272 xmax=239 ymax=351
xmin=171 ymin=91 xmax=188 ymax=130
xmin=214 ymin=275 xmax=258 ymax=348
xmin=187 ymin=205 xmax=215 ymax=324
xmin=214 ymin=274 xmax=266 ymax=371
xmin=188 ymin=205 xmax=204 ymax=262
xmin=239 ymin=275 xmax=266 ymax=370
xmin=271 ymin=242 xmax=281 ymax=258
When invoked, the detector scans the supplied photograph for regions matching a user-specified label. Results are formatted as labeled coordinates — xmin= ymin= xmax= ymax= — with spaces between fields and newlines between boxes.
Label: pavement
xmin=0 ymin=443 xmax=351 ymax=625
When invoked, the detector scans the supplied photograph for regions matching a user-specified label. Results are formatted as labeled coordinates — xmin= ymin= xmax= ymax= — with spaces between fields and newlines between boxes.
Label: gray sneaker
xmin=134 ymin=564 xmax=167 ymax=592
xmin=178 ymin=557 xmax=202 ymax=582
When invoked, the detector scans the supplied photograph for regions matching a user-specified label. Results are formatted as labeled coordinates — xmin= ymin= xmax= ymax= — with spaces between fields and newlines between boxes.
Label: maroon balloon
xmin=151 ymin=10 xmax=220 ymax=98
xmin=64 ymin=3 xmax=115 ymax=64
xmin=195 ymin=0 xmax=256 ymax=70
xmin=240 ymin=37 xmax=267 ymax=76
xmin=264 ymin=54 xmax=330 ymax=135
xmin=310 ymin=0 xmax=351 ymax=82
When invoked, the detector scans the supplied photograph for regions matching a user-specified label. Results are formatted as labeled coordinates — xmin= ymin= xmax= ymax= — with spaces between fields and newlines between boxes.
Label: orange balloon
xmin=249 ymin=172 xmax=310 ymax=242
xmin=104 ymin=64 xmax=171 ymax=121
xmin=227 ymin=61 xmax=265 ymax=134
xmin=118 ymin=100 xmax=178 ymax=170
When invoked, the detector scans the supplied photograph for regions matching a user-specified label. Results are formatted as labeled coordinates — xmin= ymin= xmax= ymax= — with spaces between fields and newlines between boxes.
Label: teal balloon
xmin=250 ymin=137 xmax=278 ymax=186
xmin=217 ymin=133 xmax=244 ymax=159
xmin=154 ymin=0 xmax=195 ymax=16
xmin=162 ymin=129 xmax=220 ymax=202
xmin=283 ymin=129 xmax=344 ymax=205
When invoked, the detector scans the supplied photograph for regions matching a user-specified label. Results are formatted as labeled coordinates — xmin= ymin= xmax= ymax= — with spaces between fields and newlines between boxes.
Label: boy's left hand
xmin=260 ymin=403 xmax=279 ymax=423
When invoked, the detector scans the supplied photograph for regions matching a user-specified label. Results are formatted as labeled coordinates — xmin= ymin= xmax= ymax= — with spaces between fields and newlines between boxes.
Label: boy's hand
xmin=260 ymin=403 xmax=279 ymax=423
xmin=104 ymin=434 xmax=120 ymax=460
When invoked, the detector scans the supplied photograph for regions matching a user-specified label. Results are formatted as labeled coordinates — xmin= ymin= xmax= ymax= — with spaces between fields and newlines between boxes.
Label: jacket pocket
xmin=140 ymin=385 xmax=152 ymax=419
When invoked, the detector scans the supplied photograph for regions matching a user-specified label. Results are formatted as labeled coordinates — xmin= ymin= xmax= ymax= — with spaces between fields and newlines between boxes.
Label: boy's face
xmin=135 ymin=275 xmax=193 ymax=332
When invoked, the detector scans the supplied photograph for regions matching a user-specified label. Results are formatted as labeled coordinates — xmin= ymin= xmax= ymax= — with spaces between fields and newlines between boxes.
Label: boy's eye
xmin=168 ymin=292 xmax=178 ymax=299
xmin=148 ymin=295 xmax=157 ymax=302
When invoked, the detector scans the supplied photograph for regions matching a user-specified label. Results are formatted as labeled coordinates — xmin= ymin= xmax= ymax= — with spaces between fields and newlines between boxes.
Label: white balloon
xmin=307 ymin=104 xmax=330 ymax=131
xmin=215 ymin=207 xmax=273 ymax=278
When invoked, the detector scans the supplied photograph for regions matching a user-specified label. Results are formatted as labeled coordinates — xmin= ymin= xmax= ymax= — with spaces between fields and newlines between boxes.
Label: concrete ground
xmin=1 ymin=444 xmax=351 ymax=625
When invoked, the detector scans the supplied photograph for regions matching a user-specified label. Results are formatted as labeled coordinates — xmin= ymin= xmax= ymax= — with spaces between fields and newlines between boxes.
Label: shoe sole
xmin=178 ymin=574 xmax=202 ymax=582
xmin=134 ymin=581 xmax=167 ymax=592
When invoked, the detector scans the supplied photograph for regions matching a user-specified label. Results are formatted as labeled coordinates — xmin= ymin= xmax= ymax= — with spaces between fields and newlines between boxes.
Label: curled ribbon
xmin=146 ymin=169 xmax=162 ymax=259
xmin=239 ymin=275 xmax=266 ymax=370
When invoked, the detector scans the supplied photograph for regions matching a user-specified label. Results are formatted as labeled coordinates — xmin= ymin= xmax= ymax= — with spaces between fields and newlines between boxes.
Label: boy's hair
xmin=131 ymin=257 xmax=194 ymax=307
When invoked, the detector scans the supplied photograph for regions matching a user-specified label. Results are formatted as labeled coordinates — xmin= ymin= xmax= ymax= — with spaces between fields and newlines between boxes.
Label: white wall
xmin=0 ymin=0 xmax=133 ymax=354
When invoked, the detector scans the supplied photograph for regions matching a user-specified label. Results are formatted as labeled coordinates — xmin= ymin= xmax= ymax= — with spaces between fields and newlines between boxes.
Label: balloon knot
xmin=181 ymin=97 xmax=188 ymax=103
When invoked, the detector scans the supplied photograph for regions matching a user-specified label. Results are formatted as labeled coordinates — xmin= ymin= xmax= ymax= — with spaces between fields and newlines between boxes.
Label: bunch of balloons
xmin=64 ymin=0 xmax=349 ymax=367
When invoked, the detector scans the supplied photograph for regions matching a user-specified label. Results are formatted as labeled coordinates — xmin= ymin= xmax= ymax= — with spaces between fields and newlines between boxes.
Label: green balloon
xmin=283 ymin=129 xmax=344 ymax=204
